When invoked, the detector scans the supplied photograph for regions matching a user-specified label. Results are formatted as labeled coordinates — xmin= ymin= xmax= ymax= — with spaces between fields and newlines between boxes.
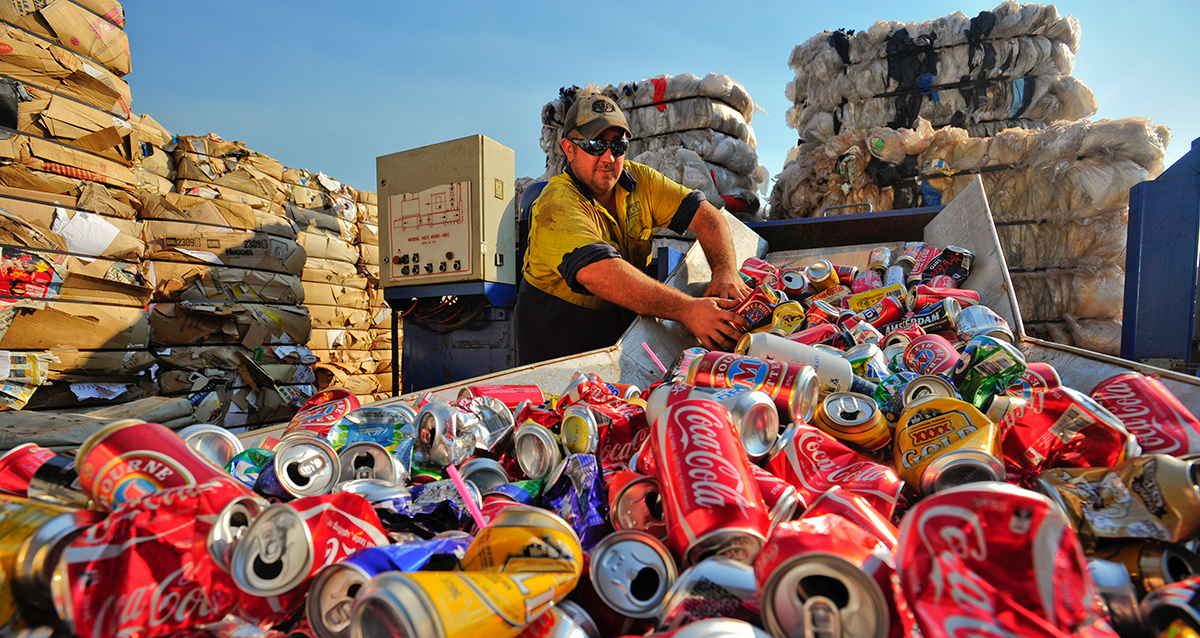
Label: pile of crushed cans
xmin=2 ymin=241 xmax=1200 ymax=638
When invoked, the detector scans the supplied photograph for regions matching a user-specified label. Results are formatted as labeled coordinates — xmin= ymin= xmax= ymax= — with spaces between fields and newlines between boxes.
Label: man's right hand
xmin=682 ymin=297 xmax=751 ymax=351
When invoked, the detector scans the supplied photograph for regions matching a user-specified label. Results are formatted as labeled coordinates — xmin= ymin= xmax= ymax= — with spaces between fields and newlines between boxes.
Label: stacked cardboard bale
xmin=538 ymin=73 xmax=769 ymax=218
xmin=784 ymin=1 xmax=1095 ymax=145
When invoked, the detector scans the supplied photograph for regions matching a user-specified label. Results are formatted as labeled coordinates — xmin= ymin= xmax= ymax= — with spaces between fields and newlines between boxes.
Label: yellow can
xmin=460 ymin=506 xmax=583 ymax=575
xmin=893 ymin=396 xmax=1004 ymax=495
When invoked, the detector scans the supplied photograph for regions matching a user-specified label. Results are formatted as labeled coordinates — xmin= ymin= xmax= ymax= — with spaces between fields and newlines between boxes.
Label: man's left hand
xmin=704 ymin=269 xmax=752 ymax=302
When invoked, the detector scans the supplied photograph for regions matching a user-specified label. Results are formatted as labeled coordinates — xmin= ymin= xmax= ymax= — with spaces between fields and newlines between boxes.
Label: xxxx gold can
xmin=813 ymin=392 xmax=890 ymax=454
xmin=350 ymin=506 xmax=582 ymax=638
xmin=893 ymin=396 xmax=1003 ymax=495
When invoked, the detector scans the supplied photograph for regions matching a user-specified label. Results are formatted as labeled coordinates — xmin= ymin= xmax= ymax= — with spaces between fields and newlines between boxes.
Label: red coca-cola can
xmin=0 ymin=443 xmax=56 ymax=497
xmin=76 ymin=420 xmax=249 ymax=511
xmin=284 ymin=387 xmax=361 ymax=437
xmin=851 ymin=270 xmax=883 ymax=295
xmin=229 ymin=492 xmax=388 ymax=600
xmin=903 ymin=334 xmax=959 ymax=376
xmin=607 ymin=468 xmax=667 ymax=539
xmin=762 ymin=424 xmax=902 ymax=519
xmin=755 ymin=514 xmax=912 ymax=638
xmin=800 ymin=485 xmax=899 ymax=551
xmin=53 ymin=478 xmax=266 ymax=638
xmin=927 ymin=274 xmax=957 ymax=289
xmin=457 ymin=384 xmax=546 ymax=409
xmin=652 ymin=398 xmax=769 ymax=567
xmin=1000 ymin=387 xmax=1139 ymax=483
xmin=1092 ymin=372 xmax=1200 ymax=457
xmin=750 ymin=464 xmax=802 ymax=525
xmin=895 ymin=482 xmax=1110 ymax=638
xmin=907 ymin=284 xmax=980 ymax=313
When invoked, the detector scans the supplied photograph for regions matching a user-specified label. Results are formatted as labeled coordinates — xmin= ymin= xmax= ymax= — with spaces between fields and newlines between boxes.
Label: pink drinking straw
xmin=445 ymin=463 xmax=487 ymax=531
xmin=642 ymin=342 xmax=668 ymax=374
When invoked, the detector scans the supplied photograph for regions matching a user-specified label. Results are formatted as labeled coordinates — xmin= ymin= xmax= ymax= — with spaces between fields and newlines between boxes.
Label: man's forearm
xmin=575 ymin=257 xmax=696 ymax=321
xmin=688 ymin=201 xmax=739 ymax=277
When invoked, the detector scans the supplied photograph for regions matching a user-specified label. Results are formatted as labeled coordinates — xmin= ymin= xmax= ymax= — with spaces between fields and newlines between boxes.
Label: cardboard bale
xmin=295 ymin=229 xmax=358 ymax=265
xmin=287 ymin=204 xmax=357 ymax=243
xmin=358 ymin=202 xmax=378 ymax=225
xmin=149 ymin=261 xmax=304 ymax=305
xmin=306 ymin=327 xmax=373 ymax=351
xmin=0 ymin=301 xmax=149 ymax=349
xmin=32 ymin=0 xmax=131 ymax=76
xmin=355 ymin=190 xmax=377 ymax=206
xmin=358 ymin=242 xmax=378 ymax=267
xmin=23 ymin=93 xmax=133 ymax=157
xmin=358 ymin=221 xmax=378 ymax=245
xmin=0 ymin=23 xmax=132 ymax=110
xmin=174 ymin=154 xmax=286 ymax=204
xmin=131 ymin=113 xmax=172 ymax=149
xmin=148 ymin=301 xmax=310 ymax=347
xmin=132 ymin=167 xmax=172 ymax=195
xmin=142 ymin=220 xmax=306 ymax=276
xmin=360 ymin=262 xmax=379 ymax=280
xmin=314 ymin=362 xmax=392 ymax=396
xmin=313 ymin=350 xmax=391 ymax=376
xmin=176 ymin=179 xmax=282 ymax=215
xmin=140 ymin=193 xmax=299 ymax=239
xmin=306 ymin=303 xmax=371 ymax=330
xmin=21 ymin=376 xmax=156 ymax=412
xmin=156 ymin=344 xmax=315 ymax=372
xmin=40 ymin=347 xmax=156 ymax=380
xmin=19 ymin=135 xmax=136 ymax=189
xmin=301 ymin=260 xmax=360 ymax=280
xmin=75 ymin=181 xmax=135 ymax=218
xmin=301 ymin=281 xmax=368 ymax=310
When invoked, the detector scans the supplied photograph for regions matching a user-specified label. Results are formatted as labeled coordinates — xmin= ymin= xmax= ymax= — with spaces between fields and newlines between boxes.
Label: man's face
xmin=562 ymin=127 xmax=626 ymax=199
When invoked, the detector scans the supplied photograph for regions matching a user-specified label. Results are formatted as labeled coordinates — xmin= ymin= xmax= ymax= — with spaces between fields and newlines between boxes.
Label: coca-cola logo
xmin=1095 ymin=379 xmax=1193 ymax=455
xmin=672 ymin=404 xmax=754 ymax=515
xmin=826 ymin=461 xmax=893 ymax=483
xmin=797 ymin=430 xmax=837 ymax=474
xmin=91 ymin=557 xmax=227 ymax=636
xmin=917 ymin=505 xmax=988 ymax=563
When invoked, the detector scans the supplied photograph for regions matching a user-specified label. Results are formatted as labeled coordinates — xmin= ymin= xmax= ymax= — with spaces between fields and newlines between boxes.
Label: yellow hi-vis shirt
xmin=522 ymin=161 xmax=701 ymax=308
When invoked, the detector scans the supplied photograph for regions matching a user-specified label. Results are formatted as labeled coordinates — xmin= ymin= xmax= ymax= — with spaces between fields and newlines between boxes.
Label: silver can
xmin=610 ymin=474 xmax=667 ymax=539
xmin=657 ymin=556 xmax=761 ymax=630
xmin=663 ymin=619 xmax=772 ymax=638
xmin=884 ymin=265 xmax=906 ymax=288
xmin=512 ymin=421 xmax=562 ymax=480
xmin=309 ymin=559 xmax=375 ymax=638
xmin=333 ymin=479 xmax=412 ymax=513
xmin=760 ymin=553 xmax=890 ymax=638
xmin=177 ymin=423 xmax=244 ymax=466
xmin=255 ymin=435 xmax=339 ymax=499
xmin=545 ymin=600 xmax=601 ymax=638
xmin=589 ymin=530 xmax=678 ymax=619
xmin=414 ymin=402 xmax=474 ymax=468
xmin=229 ymin=502 xmax=315 ymax=597
xmin=645 ymin=384 xmax=780 ymax=462
xmin=955 ymin=304 xmax=1013 ymax=343
xmin=457 ymin=457 xmax=510 ymax=493
xmin=901 ymin=375 xmax=959 ymax=406
xmin=337 ymin=442 xmax=403 ymax=484
xmin=207 ymin=494 xmax=268 ymax=573
xmin=1087 ymin=559 xmax=1144 ymax=638
xmin=460 ymin=396 xmax=515 ymax=452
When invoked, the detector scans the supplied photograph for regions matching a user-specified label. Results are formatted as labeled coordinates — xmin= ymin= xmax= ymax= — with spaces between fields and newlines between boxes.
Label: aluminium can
xmin=207 ymin=493 xmax=268 ymax=573
xmin=253 ymin=434 xmax=339 ymax=500
xmin=588 ymin=530 xmax=678 ymax=619
xmin=512 ymin=421 xmax=563 ymax=480
xmin=457 ymin=457 xmax=510 ymax=493
xmin=657 ymin=556 xmax=761 ymax=630
xmin=337 ymin=441 xmax=403 ymax=484
xmin=813 ymin=392 xmax=889 ymax=453
xmin=26 ymin=454 xmax=88 ymax=509
xmin=685 ymin=349 xmax=821 ymax=427
xmin=608 ymin=470 xmax=667 ymax=539
xmin=645 ymin=384 xmax=782 ymax=462
xmin=1090 ymin=540 xmax=1200 ymax=597
xmin=176 ymin=423 xmax=244 ymax=467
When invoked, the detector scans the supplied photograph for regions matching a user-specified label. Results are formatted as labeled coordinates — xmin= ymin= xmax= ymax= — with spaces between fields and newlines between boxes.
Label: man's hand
xmin=681 ymin=296 xmax=751 ymax=351
xmin=704 ymin=268 xmax=752 ymax=302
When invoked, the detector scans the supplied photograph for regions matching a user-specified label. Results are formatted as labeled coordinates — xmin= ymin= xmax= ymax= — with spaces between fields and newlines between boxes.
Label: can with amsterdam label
xmin=893 ymin=396 xmax=1003 ymax=495
xmin=76 ymin=419 xmax=250 ymax=511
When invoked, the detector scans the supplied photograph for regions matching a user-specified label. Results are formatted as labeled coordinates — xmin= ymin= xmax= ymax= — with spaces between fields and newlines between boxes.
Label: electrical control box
xmin=377 ymin=135 xmax=516 ymax=287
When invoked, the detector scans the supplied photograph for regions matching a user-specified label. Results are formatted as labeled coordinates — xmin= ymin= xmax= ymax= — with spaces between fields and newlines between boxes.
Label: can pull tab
xmin=298 ymin=454 xmax=327 ymax=478
xmin=803 ymin=596 xmax=842 ymax=638
xmin=257 ymin=522 xmax=284 ymax=563
xmin=834 ymin=395 xmax=862 ymax=420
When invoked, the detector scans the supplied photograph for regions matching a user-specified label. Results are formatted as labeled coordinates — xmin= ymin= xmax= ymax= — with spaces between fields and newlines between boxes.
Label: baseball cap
xmin=561 ymin=94 xmax=631 ymax=141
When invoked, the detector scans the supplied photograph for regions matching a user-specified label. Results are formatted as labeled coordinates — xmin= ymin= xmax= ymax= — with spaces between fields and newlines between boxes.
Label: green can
xmin=842 ymin=343 xmax=889 ymax=382
xmin=874 ymin=371 xmax=919 ymax=424
xmin=225 ymin=447 xmax=274 ymax=488
xmin=948 ymin=335 xmax=1026 ymax=409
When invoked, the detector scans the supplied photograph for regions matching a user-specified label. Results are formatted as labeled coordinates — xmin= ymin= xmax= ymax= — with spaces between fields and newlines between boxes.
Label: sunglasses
xmin=567 ymin=137 xmax=629 ymax=157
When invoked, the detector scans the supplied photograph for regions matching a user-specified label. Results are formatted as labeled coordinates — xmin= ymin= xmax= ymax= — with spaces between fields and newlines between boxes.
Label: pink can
xmin=902 ymin=334 xmax=959 ymax=376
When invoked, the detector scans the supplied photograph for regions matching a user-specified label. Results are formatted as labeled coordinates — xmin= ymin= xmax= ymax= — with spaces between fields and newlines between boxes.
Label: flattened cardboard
xmin=149 ymin=302 xmax=310 ymax=347
xmin=24 ymin=136 xmax=136 ymax=188
xmin=296 ymin=230 xmax=357 ymax=265
xmin=301 ymin=258 xmax=358 ymax=276
xmin=0 ymin=301 xmax=148 ymax=349
xmin=140 ymin=193 xmax=299 ymax=239
xmin=0 ymin=24 xmax=131 ymax=108
xmin=287 ymin=204 xmax=357 ymax=243
xmin=149 ymin=260 xmax=304 ymax=305
xmin=305 ymin=328 xmax=373 ymax=351
xmin=301 ymin=267 xmax=367 ymax=288
xmin=156 ymin=344 xmax=315 ymax=372
xmin=76 ymin=181 xmax=135 ymax=218
xmin=358 ymin=221 xmax=378 ymax=245
xmin=301 ymin=281 xmax=368 ymax=309
xmin=176 ymin=179 xmax=281 ymax=215
xmin=42 ymin=347 xmax=156 ymax=378
xmin=358 ymin=242 xmax=378 ymax=266
xmin=306 ymin=303 xmax=371 ymax=330
xmin=142 ymin=220 xmax=306 ymax=276
xmin=39 ymin=0 xmax=131 ymax=76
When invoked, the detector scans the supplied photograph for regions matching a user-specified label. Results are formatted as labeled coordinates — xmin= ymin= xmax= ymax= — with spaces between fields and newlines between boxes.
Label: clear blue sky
xmin=123 ymin=0 xmax=1198 ymax=197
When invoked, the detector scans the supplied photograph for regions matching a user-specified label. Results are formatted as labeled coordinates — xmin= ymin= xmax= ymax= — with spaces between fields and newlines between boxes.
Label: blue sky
xmin=123 ymin=1 xmax=1198 ymax=197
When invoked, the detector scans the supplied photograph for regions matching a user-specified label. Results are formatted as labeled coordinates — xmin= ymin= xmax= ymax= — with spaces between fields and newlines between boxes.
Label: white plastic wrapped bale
xmin=628 ymin=129 xmax=760 ymax=176
xmin=1010 ymin=263 xmax=1124 ymax=323
xmin=614 ymin=72 xmax=756 ymax=123
xmin=995 ymin=210 xmax=1127 ymax=271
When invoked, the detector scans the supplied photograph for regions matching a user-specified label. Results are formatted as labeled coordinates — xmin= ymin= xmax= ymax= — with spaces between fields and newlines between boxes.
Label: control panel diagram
xmin=387 ymin=181 xmax=472 ymax=282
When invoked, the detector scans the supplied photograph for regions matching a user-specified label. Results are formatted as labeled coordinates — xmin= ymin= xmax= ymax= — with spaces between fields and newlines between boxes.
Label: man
xmin=515 ymin=94 xmax=752 ymax=365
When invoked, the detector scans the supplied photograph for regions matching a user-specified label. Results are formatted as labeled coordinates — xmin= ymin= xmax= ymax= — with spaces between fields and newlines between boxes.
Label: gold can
xmin=350 ymin=506 xmax=582 ymax=638
xmin=813 ymin=392 xmax=890 ymax=453
xmin=893 ymin=396 xmax=1003 ymax=495
xmin=1090 ymin=540 xmax=1200 ymax=596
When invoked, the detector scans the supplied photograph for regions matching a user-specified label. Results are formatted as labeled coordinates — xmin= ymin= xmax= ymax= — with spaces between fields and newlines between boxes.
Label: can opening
xmin=353 ymin=452 xmax=376 ymax=470
xmin=357 ymin=598 xmax=410 ymax=638
xmin=645 ymin=490 xmax=664 ymax=522
xmin=346 ymin=583 xmax=362 ymax=598
xmin=630 ymin=567 xmax=661 ymax=602
xmin=933 ymin=464 xmax=994 ymax=492
xmin=1166 ymin=552 xmax=1195 ymax=583
xmin=1190 ymin=461 xmax=1200 ymax=490
xmin=286 ymin=462 xmax=312 ymax=487
xmin=229 ymin=510 xmax=250 ymax=530
xmin=252 ymin=554 xmax=284 ymax=581
xmin=798 ymin=575 xmax=850 ymax=609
